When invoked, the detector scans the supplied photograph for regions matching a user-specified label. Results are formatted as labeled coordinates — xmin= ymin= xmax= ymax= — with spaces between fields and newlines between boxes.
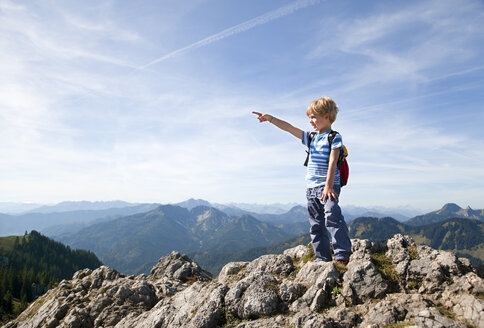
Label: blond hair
xmin=306 ymin=97 xmax=339 ymax=123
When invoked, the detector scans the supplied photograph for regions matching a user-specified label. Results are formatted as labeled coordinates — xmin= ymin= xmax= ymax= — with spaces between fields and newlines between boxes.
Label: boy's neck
xmin=318 ymin=125 xmax=332 ymax=134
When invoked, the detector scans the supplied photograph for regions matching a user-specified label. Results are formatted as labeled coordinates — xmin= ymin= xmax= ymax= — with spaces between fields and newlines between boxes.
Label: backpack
xmin=303 ymin=131 xmax=349 ymax=187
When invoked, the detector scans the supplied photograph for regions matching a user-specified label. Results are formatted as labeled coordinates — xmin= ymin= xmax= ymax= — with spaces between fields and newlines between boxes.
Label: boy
xmin=252 ymin=97 xmax=352 ymax=265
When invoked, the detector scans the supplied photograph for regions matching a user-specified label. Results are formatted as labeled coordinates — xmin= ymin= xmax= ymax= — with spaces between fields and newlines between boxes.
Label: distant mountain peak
xmin=406 ymin=203 xmax=484 ymax=226
xmin=175 ymin=198 xmax=212 ymax=210
xmin=437 ymin=203 xmax=462 ymax=214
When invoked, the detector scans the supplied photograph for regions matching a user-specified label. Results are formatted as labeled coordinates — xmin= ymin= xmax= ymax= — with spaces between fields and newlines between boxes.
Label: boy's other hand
xmin=252 ymin=111 xmax=273 ymax=123
xmin=322 ymin=186 xmax=339 ymax=202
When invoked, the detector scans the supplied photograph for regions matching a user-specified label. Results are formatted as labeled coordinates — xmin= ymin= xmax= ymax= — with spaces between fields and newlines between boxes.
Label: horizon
xmin=1 ymin=0 xmax=483 ymax=209
xmin=3 ymin=198 xmax=480 ymax=216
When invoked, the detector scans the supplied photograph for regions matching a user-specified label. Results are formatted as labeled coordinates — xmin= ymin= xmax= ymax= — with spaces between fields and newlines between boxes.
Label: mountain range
xmin=0 ymin=203 xmax=160 ymax=236
xmin=1 ymin=198 xmax=424 ymax=237
xmin=55 ymin=205 xmax=301 ymax=275
xmin=2 ymin=199 xmax=483 ymax=275
xmin=405 ymin=202 xmax=484 ymax=226
xmin=51 ymin=201 xmax=483 ymax=275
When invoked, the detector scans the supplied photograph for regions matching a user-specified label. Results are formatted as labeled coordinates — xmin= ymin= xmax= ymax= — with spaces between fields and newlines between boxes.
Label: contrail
xmin=140 ymin=0 xmax=322 ymax=69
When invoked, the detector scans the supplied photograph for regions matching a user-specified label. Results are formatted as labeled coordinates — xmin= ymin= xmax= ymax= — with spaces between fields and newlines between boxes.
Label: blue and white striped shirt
xmin=302 ymin=130 xmax=343 ymax=187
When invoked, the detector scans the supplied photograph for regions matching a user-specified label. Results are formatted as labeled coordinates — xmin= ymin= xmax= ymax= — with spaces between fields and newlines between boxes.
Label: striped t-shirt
xmin=302 ymin=130 xmax=343 ymax=187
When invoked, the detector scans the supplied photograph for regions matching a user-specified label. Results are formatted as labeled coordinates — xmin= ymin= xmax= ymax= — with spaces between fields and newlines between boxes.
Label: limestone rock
xmin=5 ymin=234 xmax=483 ymax=328
xmin=283 ymin=245 xmax=309 ymax=259
xmin=290 ymin=261 xmax=340 ymax=312
xmin=225 ymin=272 xmax=283 ymax=320
xmin=150 ymin=251 xmax=212 ymax=282
xmin=342 ymin=259 xmax=388 ymax=305
xmin=217 ymin=261 xmax=248 ymax=284
xmin=244 ymin=254 xmax=295 ymax=277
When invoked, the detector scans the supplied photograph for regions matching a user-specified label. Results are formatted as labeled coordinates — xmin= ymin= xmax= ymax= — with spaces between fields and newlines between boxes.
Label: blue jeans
xmin=306 ymin=185 xmax=352 ymax=261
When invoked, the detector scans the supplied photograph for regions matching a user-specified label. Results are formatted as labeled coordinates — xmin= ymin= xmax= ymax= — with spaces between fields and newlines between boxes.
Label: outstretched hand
xmin=252 ymin=111 xmax=273 ymax=123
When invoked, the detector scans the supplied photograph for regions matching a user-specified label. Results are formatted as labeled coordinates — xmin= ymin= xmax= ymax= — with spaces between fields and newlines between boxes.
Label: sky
xmin=1 ymin=0 xmax=483 ymax=211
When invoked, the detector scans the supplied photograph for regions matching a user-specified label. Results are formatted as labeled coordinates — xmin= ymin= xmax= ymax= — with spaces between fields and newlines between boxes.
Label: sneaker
xmin=335 ymin=259 xmax=348 ymax=266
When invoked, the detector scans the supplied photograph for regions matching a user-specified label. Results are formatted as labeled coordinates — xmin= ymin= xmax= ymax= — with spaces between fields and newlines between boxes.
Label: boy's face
xmin=308 ymin=113 xmax=331 ymax=132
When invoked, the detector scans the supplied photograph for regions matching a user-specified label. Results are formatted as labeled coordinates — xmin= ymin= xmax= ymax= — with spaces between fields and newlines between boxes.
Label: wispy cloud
xmin=307 ymin=0 xmax=484 ymax=96
xmin=0 ymin=1 xmax=138 ymax=68
xmin=140 ymin=0 xmax=323 ymax=69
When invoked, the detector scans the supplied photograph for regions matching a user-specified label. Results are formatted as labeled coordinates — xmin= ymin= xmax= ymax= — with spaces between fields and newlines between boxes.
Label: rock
xmin=294 ymin=261 xmax=339 ymax=286
xmin=5 ymin=235 xmax=483 ymax=328
xmin=360 ymin=299 xmax=407 ymax=327
xmin=225 ymin=272 xmax=283 ymax=320
xmin=150 ymin=251 xmax=212 ymax=282
xmin=450 ymin=294 xmax=484 ymax=327
xmin=385 ymin=234 xmax=416 ymax=263
xmin=244 ymin=254 xmax=295 ymax=277
xmin=413 ymin=308 xmax=467 ymax=328
xmin=342 ymin=259 xmax=388 ymax=305
xmin=117 ymin=282 xmax=228 ymax=328
xmin=233 ymin=315 xmax=289 ymax=327
xmin=283 ymin=245 xmax=309 ymax=259
xmin=289 ymin=309 xmax=334 ymax=328
xmin=217 ymin=261 xmax=249 ymax=284
xmin=279 ymin=280 xmax=305 ymax=304
xmin=290 ymin=261 xmax=340 ymax=312
xmin=350 ymin=238 xmax=373 ymax=261
xmin=324 ymin=307 xmax=361 ymax=327
xmin=385 ymin=233 xmax=415 ymax=276
xmin=442 ymin=273 xmax=484 ymax=327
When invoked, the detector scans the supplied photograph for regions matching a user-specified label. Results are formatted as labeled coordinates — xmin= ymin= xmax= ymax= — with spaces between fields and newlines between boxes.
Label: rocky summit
xmin=3 ymin=234 xmax=483 ymax=328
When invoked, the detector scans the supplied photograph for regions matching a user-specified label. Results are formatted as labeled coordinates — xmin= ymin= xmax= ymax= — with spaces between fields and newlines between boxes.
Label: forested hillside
xmin=0 ymin=231 xmax=102 ymax=323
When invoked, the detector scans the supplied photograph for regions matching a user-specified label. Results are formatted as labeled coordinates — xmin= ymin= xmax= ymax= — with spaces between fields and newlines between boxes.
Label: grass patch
xmin=371 ymin=248 xmax=401 ymax=292
xmin=436 ymin=305 xmax=456 ymax=321
xmin=296 ymin=245 xmax=316 ymax=264
xmin=462 ymin=320 xmax=476 ymax=328
xmin=183 ymin=272 xmax=209 ymax=285
xmin=331 ymin=285 xmax=342 ymax=297
xmin=183 ymin=276 xmax=199 ymax=285
xmin=12 ymin=299 xmax=28 ymax=315
xmin=371 ymin=251 xmax=400 ymax=283
xmin=407 ymin=280 xmax=419 ymax=291
xmin=264 ymin=281 xmax=280 ymax=293
xmin=333 ymin=261 xmax=347 ymax=274
xmin=407 ymin=246 xmax=419 ymax=260
xmin=223 ymin=307 xmax=250 ymax=327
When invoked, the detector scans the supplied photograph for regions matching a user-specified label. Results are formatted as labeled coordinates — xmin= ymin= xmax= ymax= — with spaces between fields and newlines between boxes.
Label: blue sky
xmin=1 ymin=0 xmax=483 ymax=210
